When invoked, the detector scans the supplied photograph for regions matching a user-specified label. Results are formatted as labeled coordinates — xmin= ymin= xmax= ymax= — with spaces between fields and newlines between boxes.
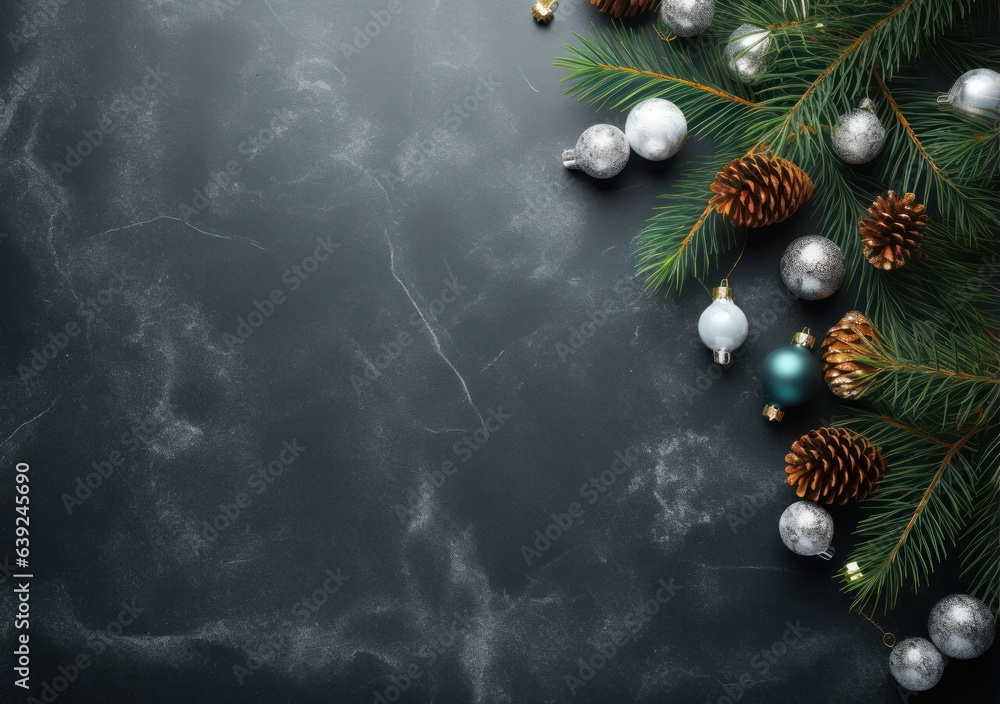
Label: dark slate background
xmin=0 ymin=1 xmax=995 ymax=702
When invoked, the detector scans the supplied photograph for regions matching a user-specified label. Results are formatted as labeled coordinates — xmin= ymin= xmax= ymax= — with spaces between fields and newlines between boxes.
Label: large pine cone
xmin=591 ymin=0 xmax=659 ymax=18
xmin=785 ymin=427 xmax=886 ymax=504
xmin=709 ymin=154 xmax=815 ymax=228
xmin=860 ymin=191 xmax=929 ymax=270
xmin=821 ymin=310 xmax=880 ymax=399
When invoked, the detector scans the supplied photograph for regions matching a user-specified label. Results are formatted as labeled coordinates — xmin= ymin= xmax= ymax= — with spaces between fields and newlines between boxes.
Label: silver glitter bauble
xmin=562 ymin=124 xmax=630 ymax=179
xmin=889 ymin=637 xmax=944 ymax=692
xmin=778 ymin=501 xmax=834 ymax=559
xmin=724 ymin=23 xmax=772 ymax=83
xmin=938 ymin=68 xmax=1000 ymax=118
xmin=780 ymin=235 xmax=845 ymax=301
xmin=928 ymin=594 xmax=996 ymax=659
xmin=624 ymin=98 xmax=688 ymax=161
xmin=659 ymin=0 xmax=714 ymax=38
xmin=832 ymin=98 xmax=885 ymax=164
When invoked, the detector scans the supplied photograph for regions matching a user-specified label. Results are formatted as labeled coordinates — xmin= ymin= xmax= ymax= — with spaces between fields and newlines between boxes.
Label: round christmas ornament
xmin=778 ymin=501 xmax=835 ymax=559
xmin=591 ymin=0 xmax=658 ymax=19
xmin=889 ymin=637 xmax=944 ymax=692
xmin=697 ymin=279 xmax=748 ymax=366
xmin=659 ymin=0 xmax=714 ymax=38
xmin=832 ymin=98 xmax=885 ymax=164
xmin=860 ymin=191 xmax=930 ymax=270
xmin=710 ymin=154 xmax=815 ymax=228
xmin=928 ymin=594 xmax=996 ymax=660
xmin=625 ymin=98 xmax=688 ymax=161
xmin=760 ymin=328 xmax=821 ymax=422
xmin=780 ymin=235 xmax=845 ymax=301
xmin=724 ymin=23 xmax=772 ymax=83
xmin=821 ymin=310 xmax=879 ymax=399
xmin=531 ymin=0 xmax=558 ymax=23
xmin=562 ymin=124 xmax=630 ymax=179
xmin=785 ymin=427 xmax=886 ymax=504
xmin=938 ymin=69 xmax=1000 ymax=118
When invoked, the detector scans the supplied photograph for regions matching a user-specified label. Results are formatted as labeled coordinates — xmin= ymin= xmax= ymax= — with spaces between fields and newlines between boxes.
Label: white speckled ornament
xmin=832 ymin=98 xmax=885 ymax=164
xmin=625 ymin=98 xmax=688 ymax=161
xmin=780 ymin=235 xmax=845 ymax=301
xmin=889 ymin=637 xmax=944 ymax=692
xmin=778 ymin=501 xmax=834 ymax=559
xmin=562 ymin=124 xmax=630 ymax=179
xmin=659 ymin=0 xmax=714 ymax=38
xmin=928 ymin=593 xmax=995 ymax=659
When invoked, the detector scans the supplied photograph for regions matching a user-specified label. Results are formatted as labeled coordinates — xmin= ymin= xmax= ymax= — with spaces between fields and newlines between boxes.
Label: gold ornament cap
xmin=762 ymin=404 xmax=785 ymax=422
xmin=791 ymin=327 xmax=815 ymax=349
xmin=711 ymin=278 xmax=734 ymax=301
xmin=532 ymin=0 xmax=557 ymax=23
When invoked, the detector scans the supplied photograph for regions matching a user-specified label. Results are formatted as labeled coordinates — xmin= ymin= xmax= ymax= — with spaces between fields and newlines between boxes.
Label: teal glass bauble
xmin=761 ymin=329 xmax=821 ymax=421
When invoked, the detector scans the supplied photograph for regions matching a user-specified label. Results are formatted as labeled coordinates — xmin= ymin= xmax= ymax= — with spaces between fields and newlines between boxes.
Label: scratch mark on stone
xmin=385 ymin=229 xmax=484 ymax=429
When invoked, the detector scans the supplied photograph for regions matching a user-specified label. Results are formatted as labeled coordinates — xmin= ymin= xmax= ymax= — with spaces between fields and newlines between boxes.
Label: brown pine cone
xmin=709 ymin=154 xmax=815 ymax=228
xmin=860 ymin=191 xmax=929 ymax=270
xmin=821 ymin=310 xmax=880 ymax=399
xmin=785 ymin=427 xmax=886 ymax=504
xmin=590 ymin=0 xmax=659 ymax=18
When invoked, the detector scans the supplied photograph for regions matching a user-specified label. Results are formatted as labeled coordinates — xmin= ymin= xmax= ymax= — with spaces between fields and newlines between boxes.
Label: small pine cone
xmin=590 ymin=0 xmax=659 ymax=18
xmin=709 ymin=154 xmax=815 ymax=228
xmin=860 ymin=191 xmax=929 ymax=270
xmin=785 ymin=427 xmax=886 ymax=504
xmin=821 ymin=310 xmax=880 ymax=399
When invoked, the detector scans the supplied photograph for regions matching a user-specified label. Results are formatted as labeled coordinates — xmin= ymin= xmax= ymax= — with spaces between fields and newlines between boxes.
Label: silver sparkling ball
xmin=928 ymin=593 xmax=996 ymax=659
xmin=889 ymin=637 xmax=945 ymax=692
xmin=562 ymin=124 xmax=630 ymax=179
xmin=659 ymin=0 xmax=714 ymax=38
xmin=939 ymin=68 xmax=1000 ymax=118
xmin=780 ymin=235 xmax=845 ymax=301
xmin=778 ymin=501 xmax=834 ymax=558
xmin=724 ymin=24 xmax=772 ymax=84
xmin=832 ymin=99 xmax=885 ymax=164
xmin=625 ymin=98 xmax=688 ymax=161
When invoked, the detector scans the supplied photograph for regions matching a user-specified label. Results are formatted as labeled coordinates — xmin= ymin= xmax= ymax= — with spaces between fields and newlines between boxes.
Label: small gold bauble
xmin=532 ymin=0 xmax=557 ymax=23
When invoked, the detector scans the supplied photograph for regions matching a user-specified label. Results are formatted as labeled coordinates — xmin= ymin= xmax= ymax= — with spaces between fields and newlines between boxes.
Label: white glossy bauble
xmin=625 ymin=99 xmax=688 ymax=161
xmin=698 ymin=298 xmax=748 ymax=366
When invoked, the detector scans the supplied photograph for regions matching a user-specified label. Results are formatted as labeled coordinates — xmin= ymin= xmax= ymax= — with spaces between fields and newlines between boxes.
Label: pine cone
xmin=860 ymin=191 xmax=929 ymax=270
xmin=590 ymin=0 xmax=659 ymax=18
xmin=785 ymin=427 xmax=886 ymax=504
xmin=709 ymin=154 xmax=815 ymax=228
xmin=821 ymin=310 xmax=880 ymax=399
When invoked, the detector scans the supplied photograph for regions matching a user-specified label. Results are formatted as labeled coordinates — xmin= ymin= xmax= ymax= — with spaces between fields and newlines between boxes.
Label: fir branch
xmin=837 ymin=410 xmax=990 ymax=613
